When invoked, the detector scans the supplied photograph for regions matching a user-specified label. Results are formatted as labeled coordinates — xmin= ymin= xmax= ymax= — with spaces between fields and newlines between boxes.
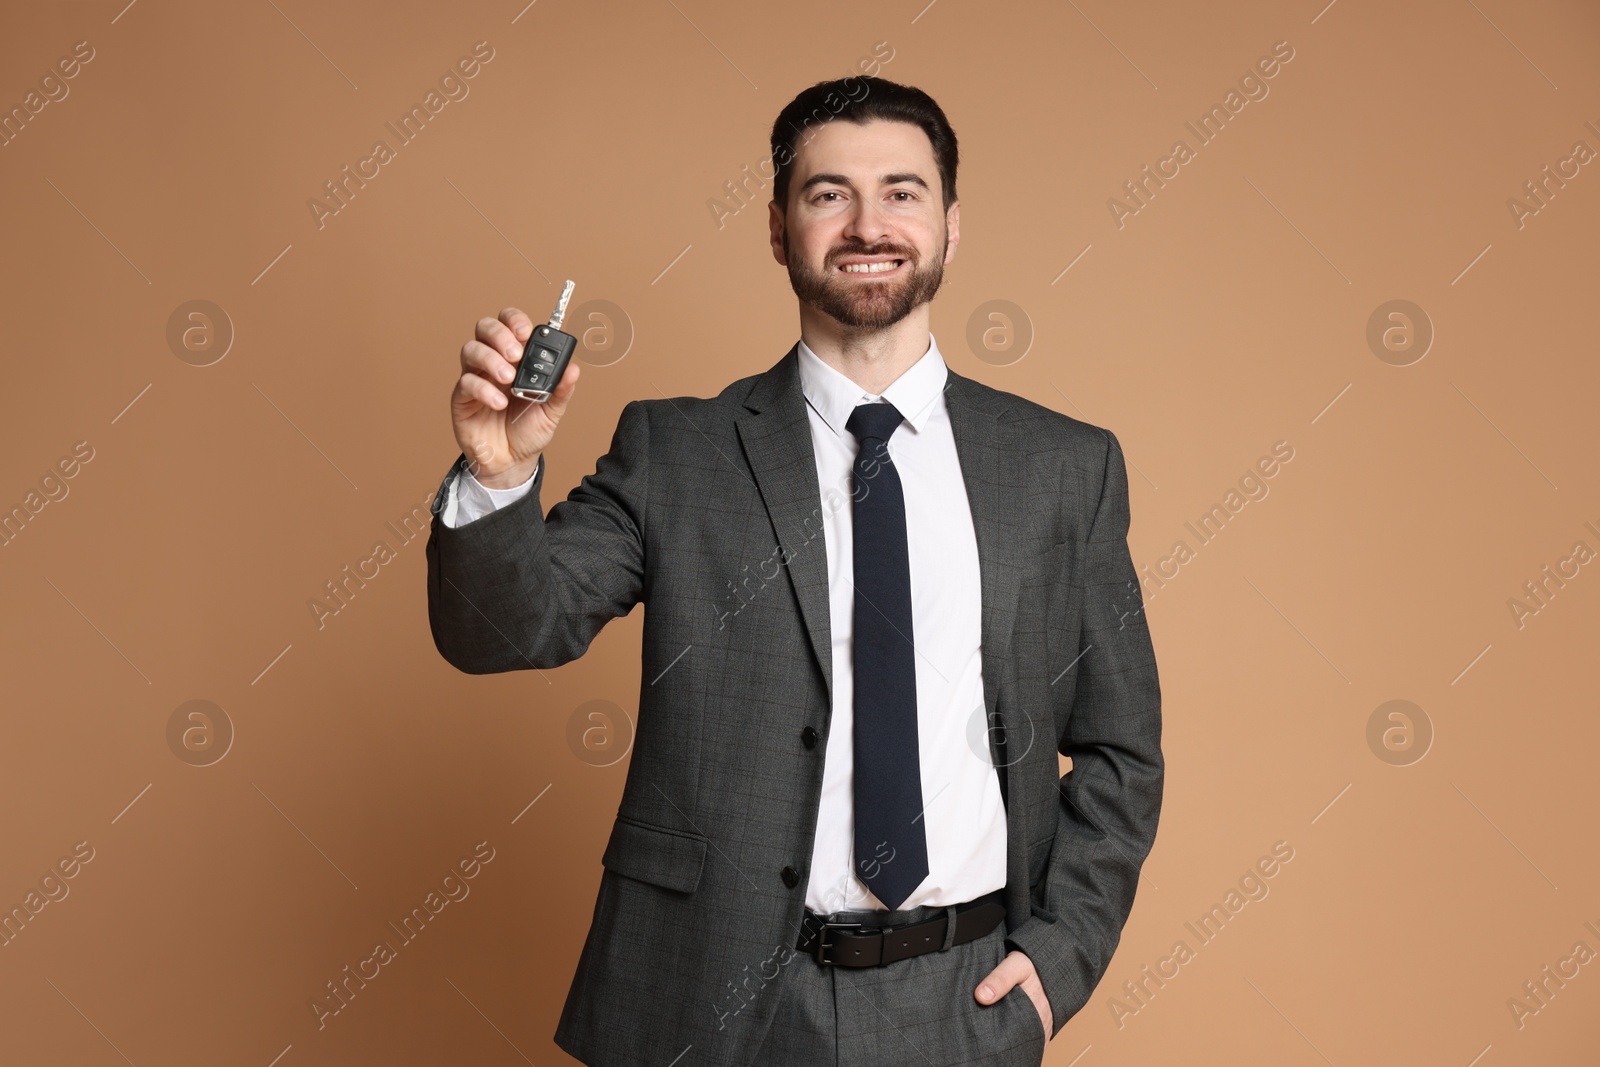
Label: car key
xmin=510 ymin=279 xmax=577 ymax=403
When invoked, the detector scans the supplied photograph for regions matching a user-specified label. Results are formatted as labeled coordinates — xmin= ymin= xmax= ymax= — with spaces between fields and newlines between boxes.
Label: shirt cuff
xmin=442 ymin=455 xmax=540 ymax=528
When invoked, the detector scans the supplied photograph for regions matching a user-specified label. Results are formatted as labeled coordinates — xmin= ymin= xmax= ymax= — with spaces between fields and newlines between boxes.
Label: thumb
xmin=512 ymin=361 xmax=579 ymax=455
xmin=542 ymin=360 xmax=581 ymax=418
xmin=974 ymin=952 xmax=1029 ymax=1004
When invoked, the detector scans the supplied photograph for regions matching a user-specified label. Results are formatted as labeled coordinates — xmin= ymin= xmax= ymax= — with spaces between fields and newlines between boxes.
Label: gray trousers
xmin=749 ymin=902 xmax=1048 ymax=1067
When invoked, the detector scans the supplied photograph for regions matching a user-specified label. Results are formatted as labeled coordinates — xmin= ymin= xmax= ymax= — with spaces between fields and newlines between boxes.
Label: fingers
xmin=454 ymin=368 xmax=508 ymax=411
xmin=476 ymin=312 xmax=528 ymax=367
xmin=462 ymin=310 xmax=539 ymax=403
xmin=974 ymin=951 xmax=1032 ymax=1003
xmin=498 ymin=308 xmax=535 ymax=354
xmin=461 ymin=338 xmax=517 ymax=387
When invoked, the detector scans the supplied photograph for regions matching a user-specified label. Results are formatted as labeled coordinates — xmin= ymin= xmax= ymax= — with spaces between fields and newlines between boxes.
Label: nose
xmin=841 ymin=195 xmax=893 ymax=249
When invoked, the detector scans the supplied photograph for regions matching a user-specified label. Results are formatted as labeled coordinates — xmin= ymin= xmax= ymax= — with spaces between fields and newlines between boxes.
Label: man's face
xmin=770 ymin=118 xmax=959 ymax=331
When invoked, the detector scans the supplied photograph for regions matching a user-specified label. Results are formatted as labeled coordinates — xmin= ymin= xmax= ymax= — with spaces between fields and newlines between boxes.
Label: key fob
xmin=511 ymin=324 xmax=577 ymax=403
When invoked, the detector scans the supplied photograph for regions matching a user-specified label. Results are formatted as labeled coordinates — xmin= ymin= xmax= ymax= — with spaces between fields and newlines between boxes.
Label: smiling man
xmin=426 ymin=76 xmax=1163 ymax=1067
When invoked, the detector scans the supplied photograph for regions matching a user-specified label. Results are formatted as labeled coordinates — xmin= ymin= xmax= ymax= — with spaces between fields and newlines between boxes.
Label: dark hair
xmin=769 ymin=77 xmax=958 ymax=215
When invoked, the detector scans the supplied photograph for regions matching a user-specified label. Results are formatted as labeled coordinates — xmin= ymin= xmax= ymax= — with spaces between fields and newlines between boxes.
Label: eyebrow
xmin=798 ymin=172 xmax=930 ymax=194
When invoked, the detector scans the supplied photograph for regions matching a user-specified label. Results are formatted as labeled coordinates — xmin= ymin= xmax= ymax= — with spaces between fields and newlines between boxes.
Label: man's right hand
xmin=452 ymin=306 xmax=580 ymax=488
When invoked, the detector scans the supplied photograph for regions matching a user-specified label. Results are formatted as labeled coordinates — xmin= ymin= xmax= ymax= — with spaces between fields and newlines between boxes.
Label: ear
xmin=943 ymin=199 xmax=960 ymax=265
xmin=769 ymin=200 xmax=788 ymax=266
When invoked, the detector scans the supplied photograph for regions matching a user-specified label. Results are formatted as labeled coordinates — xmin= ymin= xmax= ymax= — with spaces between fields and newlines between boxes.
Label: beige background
xmin=2 ymin=0 xmax=1597 ymax=1064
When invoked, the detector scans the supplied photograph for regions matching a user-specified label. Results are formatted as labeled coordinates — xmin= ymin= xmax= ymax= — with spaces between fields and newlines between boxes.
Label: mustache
xmin=828 ymin=244 xmax=914 ymax=263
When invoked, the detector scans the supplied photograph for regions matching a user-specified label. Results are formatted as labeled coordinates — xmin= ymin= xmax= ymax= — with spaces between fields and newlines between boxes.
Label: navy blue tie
xmin=845 ymin=400 xmax=930 ymax=911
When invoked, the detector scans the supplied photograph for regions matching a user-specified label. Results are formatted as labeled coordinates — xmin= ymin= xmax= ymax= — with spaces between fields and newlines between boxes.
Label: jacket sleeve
xmin=1003 ymin=426 xmax=1164 ymax=1034
xmin=424 ymin=399 xmax=649 ymax=674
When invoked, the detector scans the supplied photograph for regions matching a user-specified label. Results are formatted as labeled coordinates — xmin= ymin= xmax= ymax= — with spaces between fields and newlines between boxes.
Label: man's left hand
xmin=975 ymin=949 xmax=1052 ymax=1043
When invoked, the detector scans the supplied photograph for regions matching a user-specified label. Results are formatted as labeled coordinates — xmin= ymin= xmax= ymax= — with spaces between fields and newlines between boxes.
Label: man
xmin=425 ymin=76 xmax=1162 ymax=1067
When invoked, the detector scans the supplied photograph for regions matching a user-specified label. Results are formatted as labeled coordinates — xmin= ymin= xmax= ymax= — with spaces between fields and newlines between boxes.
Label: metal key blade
xmin=549 ymin=280 xmax=576 ymax=331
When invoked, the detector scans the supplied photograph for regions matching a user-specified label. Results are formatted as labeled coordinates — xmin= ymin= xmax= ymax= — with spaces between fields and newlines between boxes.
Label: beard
xmin=784 ymin=227 xmax=947 ymax=331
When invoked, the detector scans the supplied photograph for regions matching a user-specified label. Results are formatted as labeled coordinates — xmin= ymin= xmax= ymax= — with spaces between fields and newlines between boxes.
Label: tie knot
xmin=846 ymin=401 xmax=905 ymax=445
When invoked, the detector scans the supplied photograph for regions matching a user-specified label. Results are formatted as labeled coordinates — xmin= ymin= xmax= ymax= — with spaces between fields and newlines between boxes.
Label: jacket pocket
xmin=601 ymin=814 xmax=709 ymax=894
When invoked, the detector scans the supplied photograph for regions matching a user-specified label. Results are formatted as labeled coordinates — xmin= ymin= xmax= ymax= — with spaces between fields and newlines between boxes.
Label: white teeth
xmin=841 ymin=260 xmax=901 ymax=273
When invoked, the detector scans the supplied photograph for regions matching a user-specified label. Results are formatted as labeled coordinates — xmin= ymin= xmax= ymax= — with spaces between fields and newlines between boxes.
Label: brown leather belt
xmin=795 ymin=889 xmax=1007 ymax=967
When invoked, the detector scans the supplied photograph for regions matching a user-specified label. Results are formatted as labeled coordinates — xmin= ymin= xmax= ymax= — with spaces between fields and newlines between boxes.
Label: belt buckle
xmin=813 ymin=921 xmax=864 ymax=965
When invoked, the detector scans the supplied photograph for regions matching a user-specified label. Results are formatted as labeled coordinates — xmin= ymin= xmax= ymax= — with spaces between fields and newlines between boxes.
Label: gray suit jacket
xmin=424 ymin=343 xmax=1163 ymax=1066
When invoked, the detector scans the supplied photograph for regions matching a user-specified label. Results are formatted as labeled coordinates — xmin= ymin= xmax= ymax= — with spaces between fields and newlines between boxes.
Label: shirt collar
xmin=796 ymin=333 xmax=949 ymax=440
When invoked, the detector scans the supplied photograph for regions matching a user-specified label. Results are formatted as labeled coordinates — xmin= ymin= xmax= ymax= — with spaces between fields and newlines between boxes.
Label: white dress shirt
xmin=440 ymin=334 xmax=1008 ymax=914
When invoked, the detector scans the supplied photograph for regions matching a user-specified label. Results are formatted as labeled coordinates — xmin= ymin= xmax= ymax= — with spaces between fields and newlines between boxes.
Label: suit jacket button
xmin=781 ymin=865 xmax=800 ymax=888
xmin=801 ymin=726 xmax=818 ymax=749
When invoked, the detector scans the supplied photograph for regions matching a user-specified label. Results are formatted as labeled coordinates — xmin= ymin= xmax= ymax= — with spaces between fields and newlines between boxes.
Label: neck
xmin=798 ymin=302 xmax=932 ymax=395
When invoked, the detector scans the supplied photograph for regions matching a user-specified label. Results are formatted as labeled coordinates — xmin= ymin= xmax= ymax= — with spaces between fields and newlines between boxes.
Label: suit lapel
xmin=943 ymin=367 xmax=1024 ymax=675
xmin=943 ymin=368 xmax=1029 ymax=810
xmin=736 ymin=345 xmax=837 ymax=705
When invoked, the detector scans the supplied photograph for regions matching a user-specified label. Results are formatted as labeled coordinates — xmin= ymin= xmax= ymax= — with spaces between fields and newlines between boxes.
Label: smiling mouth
xmin=837 ymin=259 xmax=906 ymax=276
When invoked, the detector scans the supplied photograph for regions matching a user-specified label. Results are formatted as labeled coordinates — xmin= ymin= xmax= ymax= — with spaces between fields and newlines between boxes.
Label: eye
xmin=815 ymin=191 xmax=844 ymax=203
xmin=890 ymin=191 xmax=916 ymax=201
